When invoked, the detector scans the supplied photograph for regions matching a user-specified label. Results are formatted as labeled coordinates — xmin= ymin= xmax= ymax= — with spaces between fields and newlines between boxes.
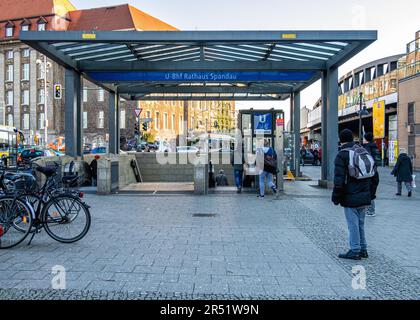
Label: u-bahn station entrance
xmin=20 ymin=30 xmax=377 ymax=194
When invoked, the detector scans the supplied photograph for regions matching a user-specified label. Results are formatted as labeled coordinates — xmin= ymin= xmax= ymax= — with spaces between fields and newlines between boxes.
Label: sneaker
xmin=257 ymin=195 xmax=265 ymax=199
xmin=338 ymin=250 xmax=361 ymax=260
xmin=360 ymin=250 xmax=369 ymax=259
xmin=408 ymin=191 xmax=412 ymax=197
xmin=366 ymin=211 xmax=376 ymax=217
xmin=396 ymin=193 xmax=402 ymax=196
xmin=237 ymin=188 xmax=242 ymax=194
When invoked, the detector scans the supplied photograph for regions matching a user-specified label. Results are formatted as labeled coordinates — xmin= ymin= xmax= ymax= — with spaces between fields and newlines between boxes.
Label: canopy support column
xmin=109 ymin=92 xmax=120 ymax=154
xmin=64 ymin=68 xmax=83 ymax=158
xmin=320 ymin=67 xmax=339 ymax=187
xmin=293 ymin=91 xmax=301 ymax=177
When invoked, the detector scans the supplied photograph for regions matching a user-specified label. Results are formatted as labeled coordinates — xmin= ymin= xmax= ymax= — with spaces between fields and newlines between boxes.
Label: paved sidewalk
xmin=0 ymin=167 xmax=419 ymax=300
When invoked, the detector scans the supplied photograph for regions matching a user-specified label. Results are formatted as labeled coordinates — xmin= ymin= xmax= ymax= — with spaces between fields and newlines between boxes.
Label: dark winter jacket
xmin=363 ymin=142 xmax=382 ymax=167
xmin=332 ymin=142 xmax=379 ymax=208
xmin=391 ymin=153 xmax=413 ymax=182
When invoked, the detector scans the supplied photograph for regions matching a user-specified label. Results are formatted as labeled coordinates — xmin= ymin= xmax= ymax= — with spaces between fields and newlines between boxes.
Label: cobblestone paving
xmin=0 ymin=167 xmax=419 ymax=300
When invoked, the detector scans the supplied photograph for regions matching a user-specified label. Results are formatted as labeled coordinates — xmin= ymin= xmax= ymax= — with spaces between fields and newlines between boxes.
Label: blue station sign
xmin=87 ymin=71 xmax=316 ymax=82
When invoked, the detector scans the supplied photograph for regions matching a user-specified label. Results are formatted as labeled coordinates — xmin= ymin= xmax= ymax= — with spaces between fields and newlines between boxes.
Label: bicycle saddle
xmin=36 ymin=166 xmax=57 ymax=177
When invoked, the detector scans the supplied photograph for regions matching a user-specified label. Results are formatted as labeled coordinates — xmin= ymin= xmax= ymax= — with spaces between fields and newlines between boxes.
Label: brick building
xmin=397 ymin=30 xmax=420 ymax=170
xmin=0 ymin=0 xmax=235 ymax=148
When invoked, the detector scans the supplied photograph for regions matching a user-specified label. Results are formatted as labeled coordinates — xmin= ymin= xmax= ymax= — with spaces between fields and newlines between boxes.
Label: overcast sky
xmin=71 ymin=0 xmax=419 ymax=120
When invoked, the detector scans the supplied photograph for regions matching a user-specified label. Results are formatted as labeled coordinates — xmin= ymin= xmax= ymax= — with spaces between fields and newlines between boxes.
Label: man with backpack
xmin=256 ymin=139 xmax=279 ymax=199
xmin=332 ymin=129 xmax=379 ymax=260
xmin=363 ymin=132 xmax=382 ymax=217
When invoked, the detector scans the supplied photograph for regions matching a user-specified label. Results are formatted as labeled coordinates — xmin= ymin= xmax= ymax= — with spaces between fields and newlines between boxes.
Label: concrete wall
xmin=134 ymin=152 xmax=236 ymax=185
xmin=119 ymin=154 xmax=139 ymax=188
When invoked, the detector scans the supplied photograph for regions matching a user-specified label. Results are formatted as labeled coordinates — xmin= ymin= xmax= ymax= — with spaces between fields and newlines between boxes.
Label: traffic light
xmin=54 ymin=84 xmax=62 ymax=100
xmin=134 ymin=123 xmax=140 ymax=136
xmin=142 ymin=123 xmax=148 ymax=131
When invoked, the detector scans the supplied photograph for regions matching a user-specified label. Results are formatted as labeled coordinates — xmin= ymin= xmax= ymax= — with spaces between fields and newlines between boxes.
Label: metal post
xmin=326 ymin=67 xmax=339 ymax=184
xmin=108 ymin=91 xmax=119 ymax=154
xmin=359 ymin=92 xmax=363 ymax=141
xmin=43 ymin=55 xmax=48 ymax=145
xmin=321 ymin=71 xmax=328 ymax=182
xmin=289 ymin=93 xmax=295 ymax=173
xmin=64 ymin=68 xmax=82 ymax=158
xmin=293 ymin=91 xmax=301 ymax=177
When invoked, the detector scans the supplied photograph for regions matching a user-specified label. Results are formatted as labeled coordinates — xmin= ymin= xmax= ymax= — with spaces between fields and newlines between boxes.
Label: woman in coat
xmin=391 ymin=150 xmax=414 ymax=197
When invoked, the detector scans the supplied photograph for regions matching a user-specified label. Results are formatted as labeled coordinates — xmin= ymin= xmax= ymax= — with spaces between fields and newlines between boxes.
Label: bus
xmin=0 ymin=125 xmax=24 ymax=167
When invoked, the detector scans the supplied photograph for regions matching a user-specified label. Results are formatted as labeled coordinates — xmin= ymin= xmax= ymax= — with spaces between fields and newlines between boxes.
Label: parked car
xmin=176 ymin=146 xmax=199 ymax=154
xmin=18 ymin=147 xmax=57 ymax=165
xmin=91 ymin=147 xmax=107 ymax=154
xmin=83 ymin=144 xmax=92 ymax=154
xmin=300 ymin=150 xmax=316 ymax=166
xmin=47 ymin=136 xmax=65 ymax=152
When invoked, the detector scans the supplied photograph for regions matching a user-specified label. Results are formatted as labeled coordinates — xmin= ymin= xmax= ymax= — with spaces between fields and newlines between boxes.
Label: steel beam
xmin=79 ymin=60 xmax=326 ymax=72
xmin=116 ymin=85 xmax=293 ymax=95
xmin=64 ymin=68 xmax=83 ymax=158
xmin=20 ymin=30 xmax=378 ymax=44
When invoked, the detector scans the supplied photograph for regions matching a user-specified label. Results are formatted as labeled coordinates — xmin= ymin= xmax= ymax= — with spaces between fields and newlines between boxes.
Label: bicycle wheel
xmin=13 ymin=194 xmax=41 ymax=233
xmin=0 ymin=197 xmax=33 ymax=249
xmin=42 ymin=195 xmax=91 ymax=243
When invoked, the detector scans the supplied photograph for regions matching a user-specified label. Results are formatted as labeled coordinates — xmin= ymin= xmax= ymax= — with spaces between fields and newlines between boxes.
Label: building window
xmin=120 ymin=109 xmax=126 ymax=129
xmin=6 ymin=50 xmax=14 ymax=60
xmin=98 ymin=111 xmax=104 ymax=128
xmin=6 ymin=91 xmax=13 ymax=106
xmin=22 ymin=114 xmax=30 ymax=130
xmin=6 ymin=65 xmax=13 ymax=82
xmin=83 ymin=112 xmax=88 ymax=129
xmin=37 ymin=23 xmax=46 ymax=31
xmin=22 ymin=48 xmax=30 ymax=58
xmin=163 ymin=113 xmax=168 ymax=130
xmin=179 ymin=115 xmax=183 ymax=132
xmin=408 ymin=135 xmax=415 ymax=159
xmin=22 ymin=90 xmax=29 ymax=105
xmin=38 ymin=89 xmax=45 ymax=104
xmin=98 ymin=89 xmax=105 ymax=102
xmin=155 ymin=112 xmax=160 ymax=130
xmin=22 ymin=63 xmax=30 ymax=81
xmin=38 ymin=113 xmax=45 ymax=130
xmin=21 ymin=25 xmax=29 ymax=32
xmin=7 ymin=114 xmax=14 ymax=127
xmin=172 ymin=114 xmax=175 ymax=131
xmin=83 ymin=88 xmax=88 ymax=102
xmin=5 ymin=26 xmax=14 ymax=37
xmin=408 ymin=103 xmax=415 ymax=125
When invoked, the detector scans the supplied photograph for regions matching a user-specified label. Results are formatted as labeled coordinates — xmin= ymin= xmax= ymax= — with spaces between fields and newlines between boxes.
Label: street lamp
xmin=36 ymin=56 xmax=52 ymax=146
xmin=358 ymin=92 xmax=369 ymax=142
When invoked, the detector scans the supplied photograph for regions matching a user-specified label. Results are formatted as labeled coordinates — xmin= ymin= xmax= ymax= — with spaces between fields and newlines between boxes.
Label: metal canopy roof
xmin=20 ymin=30 xmax=377 ymax=101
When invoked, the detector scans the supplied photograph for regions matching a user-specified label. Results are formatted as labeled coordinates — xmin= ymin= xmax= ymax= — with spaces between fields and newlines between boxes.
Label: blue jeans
xmin=344 ymin=207 xmax=367 ymax=252
xmin=259 ymin=171 xmax=276 ymax=196
xmin=234 ymin=170 xmax=243 ymax=188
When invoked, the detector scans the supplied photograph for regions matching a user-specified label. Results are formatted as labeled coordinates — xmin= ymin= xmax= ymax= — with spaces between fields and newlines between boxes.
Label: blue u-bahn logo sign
xmin=88 ymin=71 xmax=315 ymax=82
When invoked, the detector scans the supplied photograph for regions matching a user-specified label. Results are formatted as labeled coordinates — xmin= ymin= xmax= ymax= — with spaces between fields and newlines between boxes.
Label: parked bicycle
xmin=0 ymin=161 xmax=91 ymax=249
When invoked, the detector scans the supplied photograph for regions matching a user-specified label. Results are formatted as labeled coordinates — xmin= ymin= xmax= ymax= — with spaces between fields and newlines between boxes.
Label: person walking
xmin=363 ymin=132 xmax=381 ymax=217
xmin=391 ymin=150 xmax=414 ymax=197
xmin=256 ymin=139 xmax=279 ymax=199
xmin=231 ymin=145 xmax=244 ymax=193
xmin=332 ymin=129 xmax=379 ymax=260
xmin=90 ymin=155 xmax=100 ymax=187
xmin=215 ymin=169 xmax=229 ymax=187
